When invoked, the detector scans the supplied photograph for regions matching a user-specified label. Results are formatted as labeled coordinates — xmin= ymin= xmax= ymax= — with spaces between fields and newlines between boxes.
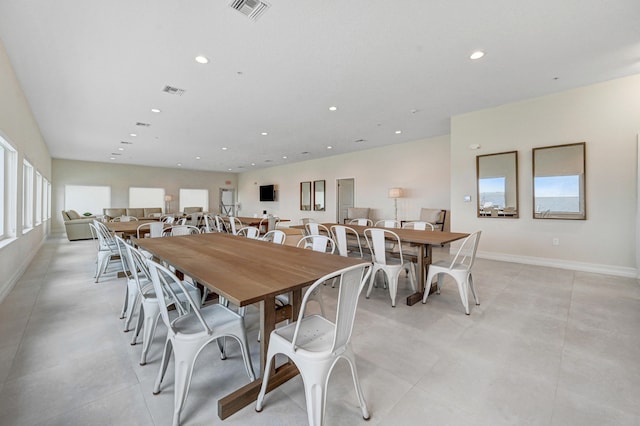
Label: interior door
xmin=336 ymin=178 xmax=354 ymax=223
xmin=219 ymin=188 xmax=236 ymax=216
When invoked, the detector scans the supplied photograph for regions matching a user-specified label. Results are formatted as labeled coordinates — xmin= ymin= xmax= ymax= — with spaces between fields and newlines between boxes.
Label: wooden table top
xmin=235 ymin=216 xmax=291 ymax=225
xmin=133 ymin=233 xmax=365 ymax=307
xmin=104 ymin=219 xmax=159 ymax=234
xmin=292 ymin=223 xmax=469 ymax=246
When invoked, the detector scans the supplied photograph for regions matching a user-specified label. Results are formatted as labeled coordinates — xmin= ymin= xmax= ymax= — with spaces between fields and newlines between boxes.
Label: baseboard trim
xmin=476 ymin=250 xmax=638 ymax=279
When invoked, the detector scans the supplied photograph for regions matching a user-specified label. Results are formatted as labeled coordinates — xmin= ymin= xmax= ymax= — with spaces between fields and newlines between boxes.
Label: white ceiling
xmin=1 ymin=0 xmax=639 ymax=172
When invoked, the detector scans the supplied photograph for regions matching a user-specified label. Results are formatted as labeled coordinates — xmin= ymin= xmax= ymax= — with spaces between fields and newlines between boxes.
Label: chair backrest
xmin=137 ymin=221 xmax=165 ymax=238
xmin=214 ymin=215 xmax=228 ymax=232
xmin=330 ymin=225 xmax=364 ymax=258
xmin=161 ymin=215 xmax=175 ymax=224
xmin=202 ymin=214 xmax=215 ymax=233
xmin=364 ymin=228 xmax=403 ymax=265
xmin=92 ymin=220 xmax=115 ymax=250
xmin=146 ymin=258 xmax=210 ymax=335
xmin=347 ymin=207 xmax=370 ymax=221
xmin=228 ymin=216 xmax=242 ymax=235
xmin=402 ymin=221 xmax=434 ymax=231
xmin=304 ymin=222 xmax=330 ymax=236
xmin=300 ymin=217 xmax=316 ymax=225
xmin=296 ymin=235 xmax=336 ymax=254
xmin=419 ymin=208 xmax=446 ymax=231
xmin=176 ymin=217 xmax=187 ymax=225
xmin=237 ymin=226 xmax=260 ymax=239
xmin=290 ymin=263 xmax=371 ymax=353
xmin=123 ymin=241 xmax=154 ymax=295
xmin=114 ymin=235 xmax=133 ymax=277
xmin=448 ymin=231 xmax=482 ymax=271
xmin=262 ymin=229 xmax=286 ymax=245
xmin=166 ymin=225 xmax=200 ymax=236
xmin=349 ymin=218 xmax=373 ymax=226
xmin=375 ymin=219 xmax=400 ymax=228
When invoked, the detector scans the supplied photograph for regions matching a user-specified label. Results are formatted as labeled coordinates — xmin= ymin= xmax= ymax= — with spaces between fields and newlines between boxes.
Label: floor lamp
xmin=164 ymin=195 xmax=173 ymax=214
xmin=388 ymin=188 xmax=403 ymax=221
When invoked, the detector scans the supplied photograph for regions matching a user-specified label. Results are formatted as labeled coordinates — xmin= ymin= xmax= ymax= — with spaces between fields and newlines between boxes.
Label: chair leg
xmin=422 ymin=270 xmax=436 ymax=304
xmin=119 ymin=285 xmax=129 ymax=319
xmin=256 ymin=349 xmax=277 ymax=412
xmin=153 ymin=338 xmax=173 ymax=394
xmin=365 ymin=268 xmax=377 ymax=299
xmin=300 ymin=364 xmax=329 ymax=426
xmin=140 ymin=305 xmax=161 ymax=365
xmin=169 ymin=339 xmax=201 ymax=426
xmin=124 ymin=292 xmax=141 ymax=332
xmin=131 ymin=304 xmax=145 ymax=344
xmin=387 ymin=270 xmax=400 ymax=307
xmin=468 ymin=273 xmax=480 ymax=305
xmin=343 ymin=348 xmax=370 ymax=420
xmin=455 ymin=277 xmax=470 ymax=315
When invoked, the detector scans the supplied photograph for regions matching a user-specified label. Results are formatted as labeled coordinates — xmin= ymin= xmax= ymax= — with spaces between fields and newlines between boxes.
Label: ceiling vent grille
xmin=136 ymin=122 xmax=151 ymax=127
xmin=162 ymin=85 xmax=186 ymax=96
xmin=230 ymin=0 xmax=270 ymax=20
xmin=120 ymin=141 xmax=133 ymax=145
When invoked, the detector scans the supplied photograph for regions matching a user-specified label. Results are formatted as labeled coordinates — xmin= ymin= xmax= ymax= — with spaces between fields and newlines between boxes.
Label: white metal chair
xmin=402 ymin=221 xmax=435 ymax=231
xmin=124 ymin=243 xmax=201 ymax=366
xmin=237 ymin=226 xmax=261 ymax=239
xmin=111 ymin=215 xmax=138 ymax=222
xmin=374 ymin=219 xmax=400 ymax=228
xmin=297 ymin=235 xmax=335 ymax=254
xmin=422 ymin=231 xmax=482 ymax=314
xmin=90 ymin=220 xmax=121 ymax=283
xmin=330 ymin=225 xmax=365 ymax=259
xmin=349 ymin=218 xmax=373 ymax=226
xmin=304 ymin=222 xmax=331 ymax=237
xmin=256 ymin=263 xmax=372 ymax=426
xmin=146 ymin=259 xmax=255 ymax=426
xmin=136 ymin=221 xmax=165 ymax=239
xmin=261 ymin=229 xmax=286 ymax=245
xmin=202 ymin=214 xmax=217 ymax=233
xmin=364 ymin=228 xmax=416 ymax=307
xmin=227 ymin=216 xmax=243 ymax=235
xmin=114 ymin=236 xmax=141 ymax=332
xmin=300 ymin=217 xmax=316 ymax=225
xmin=164 ymin=225 xmax=200 ymax=236
xmin=161 ymin=215 xmax=175 ymax=224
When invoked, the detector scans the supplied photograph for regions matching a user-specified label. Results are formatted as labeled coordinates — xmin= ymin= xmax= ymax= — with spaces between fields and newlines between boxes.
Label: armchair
xmin=61 ymin=210 xmax=95 ymax=241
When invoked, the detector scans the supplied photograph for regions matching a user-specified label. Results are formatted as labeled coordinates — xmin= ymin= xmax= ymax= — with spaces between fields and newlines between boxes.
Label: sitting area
xmin=102 ymin=207 xmax=163 ymax=221
xmin=61 ymin=210 xmax=95 ymax=241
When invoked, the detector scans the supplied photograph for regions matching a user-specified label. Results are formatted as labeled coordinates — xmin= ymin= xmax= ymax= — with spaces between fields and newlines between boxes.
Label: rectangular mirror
xmin=300 ymin=181 xmax=311 ymax=211
xmin=533 ymin=142 xmax=585 ymax=219
xmin=476 ymin=151 xmax=519 ymax=218
xmin=313 ymin=180 xmax=325 ymax=211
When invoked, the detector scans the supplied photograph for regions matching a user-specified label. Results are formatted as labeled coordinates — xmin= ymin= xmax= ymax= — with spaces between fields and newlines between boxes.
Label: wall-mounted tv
xmin=259 ymin=184 xmax=276 ymax=202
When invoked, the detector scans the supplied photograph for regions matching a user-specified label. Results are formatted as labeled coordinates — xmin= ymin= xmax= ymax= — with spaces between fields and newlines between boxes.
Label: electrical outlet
xmin=552 ymin=237 xmax=560 ymax=246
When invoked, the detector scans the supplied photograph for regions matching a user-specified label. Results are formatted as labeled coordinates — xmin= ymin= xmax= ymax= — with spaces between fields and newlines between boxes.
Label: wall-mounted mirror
xmin=476 ymin=151 xmax=519 ymax=218
xmin=300 ymin=181 xmax=311 ymax=211
xmin=313 ymin=180 xmax=325 ymax=211
xmin=533 ymin=142 xmax=586 ymax=220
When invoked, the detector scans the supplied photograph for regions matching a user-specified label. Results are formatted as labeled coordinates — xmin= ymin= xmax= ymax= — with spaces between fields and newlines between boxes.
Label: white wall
xmin=0 ymin=38 xmax=51 ymax=300
xmin=51 ymin=159 xmax=238 ymax=232
xmin=237 ymin=135 xmax=451 ymax=226
xmin=451 ymin=74 xmax=640 ymax=277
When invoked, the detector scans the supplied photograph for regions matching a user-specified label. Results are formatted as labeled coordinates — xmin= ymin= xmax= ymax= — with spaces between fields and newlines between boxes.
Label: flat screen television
xmin=259 ymin=184 xmax=276 ymax=201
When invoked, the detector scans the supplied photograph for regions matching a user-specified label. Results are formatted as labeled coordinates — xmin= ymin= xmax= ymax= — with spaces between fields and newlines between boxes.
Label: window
xmin=23 ymin=159 xmax=34 ymax=230
xmin=179 ymin=188 xmax=208 ymax=212
xmin=64 ymin=185 xmax=110 ymax=217
xmin=43 ymin=178 xmax=50 ymax=220
xmin=35 ymin=171 xmax=42 ymax=225
xmin=478 ymin=177 xmax=506 ymax=209
xmin=0 ymin=136 xmax=17 ymax=240
xmin=129 ymin=187 xmax=165 ymax=209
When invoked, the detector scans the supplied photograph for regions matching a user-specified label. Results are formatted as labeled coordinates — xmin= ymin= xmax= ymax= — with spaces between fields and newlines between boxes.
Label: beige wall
xmin=51 ymin=159 xmax=238 ymax=232
xmin=237 ymin=135 xmax=451 ymax=225
xmin=0 ymin=38 xmax=51 ymax=300
xmin=451 ymin=74 xmax=640 ymax=277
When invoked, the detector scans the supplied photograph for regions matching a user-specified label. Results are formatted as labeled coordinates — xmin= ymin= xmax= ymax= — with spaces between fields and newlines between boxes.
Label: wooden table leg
xmin=406 ymin=244 xmax=434 ymax=305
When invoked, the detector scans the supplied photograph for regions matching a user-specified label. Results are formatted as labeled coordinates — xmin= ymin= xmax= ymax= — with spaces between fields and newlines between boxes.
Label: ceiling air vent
xmin=120 ymin=141 xmax=133 ymax=145
xmin=162 ymin=85 xmax=186 ymax=96
xmin=230 ymin=0 xmax=270 ymax=20
xmin=136 ymin=122 xmax=151 ymax=127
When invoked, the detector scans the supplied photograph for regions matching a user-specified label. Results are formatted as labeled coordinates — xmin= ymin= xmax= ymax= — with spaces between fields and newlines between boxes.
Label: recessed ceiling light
xmin=130 ymin=133 xmax=137 ymax=137
xmin=118 ymin=147 xmax=124 ymax=151
xmin=282 ymin=156 xmax=287 ymax=159
xmin=195 ymin=156 xmax=201 ymax=160
xmin=110 ymin=157 xmax=115 ymax=160
xmin=222 ymin=147 xmax=228 ymax=151
xmin=329 ymin=106 xmax=337 ymax=111
xmin=395 ymin=130 xmax=402 ymax=134
xmin=327 ymin=146 xmax=333 ymax=149
xmin=177 ymin=163 xmax=182 ymax=167
xmin=261 ymin=132 xmax=268 ymax=136
xmin=151 ymin=108 xmax=161 ymax=113
xmin=470 ymin=51 xmax=485 ymax=60
xmin=251 ymin=163 xmax=256 ymax=166
xmin=195 ymin=55 xmax=209 ymax=64
xmin=228 ymin=168 xmax=232 ymax=171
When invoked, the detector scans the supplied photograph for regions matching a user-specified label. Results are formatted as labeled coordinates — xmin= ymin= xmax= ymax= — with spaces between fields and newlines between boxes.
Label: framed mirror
xmin=533 ymin=142 xmax=586 ymax=220
xmin=313 ymin=180 xmax=325 ymax=211
xmin=476 ymin=151 xmax=519 ymax=218
xmin=300 ymin=181 xmax=311 ymax=211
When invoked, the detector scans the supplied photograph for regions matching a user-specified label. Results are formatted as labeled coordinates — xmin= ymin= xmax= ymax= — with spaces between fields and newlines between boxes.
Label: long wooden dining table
xmin=133 ymin=232 xmax=366 ymax=419
xmin=104 ymin=219 xmax=160 ymax=236
xmin=292 ymin=223 xmax=469 ymax=305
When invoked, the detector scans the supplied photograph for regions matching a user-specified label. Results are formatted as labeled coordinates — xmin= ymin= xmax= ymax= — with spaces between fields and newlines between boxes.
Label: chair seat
xmin=172 ymin=303 xmax=243 ymax=335
xmin=272 ymin=315 xmax=335 ymax=355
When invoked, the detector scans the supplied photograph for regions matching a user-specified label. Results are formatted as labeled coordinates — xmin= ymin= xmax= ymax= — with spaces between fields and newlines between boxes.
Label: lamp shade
xmin=164 ymin=195 xmax=173 ymax=202
xmin=388 ymin=188 xmax=403 ymax=198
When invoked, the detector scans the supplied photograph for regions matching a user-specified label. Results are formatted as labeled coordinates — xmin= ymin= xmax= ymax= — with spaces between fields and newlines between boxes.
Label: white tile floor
xmin=0 ymin=234 xmax=639 ymax=425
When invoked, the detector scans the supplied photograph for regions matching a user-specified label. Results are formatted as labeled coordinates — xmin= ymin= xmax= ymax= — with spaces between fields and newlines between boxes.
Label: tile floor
xmin=0 ymin=234 xmax=639 ymax=425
